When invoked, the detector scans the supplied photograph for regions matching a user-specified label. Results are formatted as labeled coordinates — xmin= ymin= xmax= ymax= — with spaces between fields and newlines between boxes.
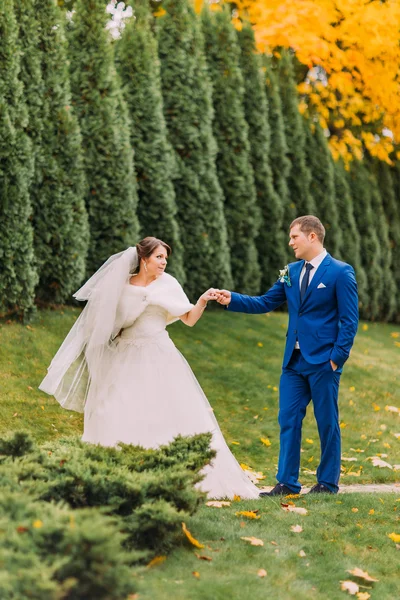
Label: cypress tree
xmin=375 ymin=160 xmax=400 ymax=322
xmin=367 ymin=170 xmax=396 ymax=322
xmin=14 ymin=0 xmax=44 ymax=164
xmin=157 ymin=0 xmax=232 ymax=300
xmin=333 ymin=158 xmax=368 ymax=311
xmin=277 ymin=50 xmax=314 ymax=216
xmin=238 ymin=22 xmax=286 ymax=289
xmin=263 ymin=61 xmax=293 ymax=260
xmin=30 ymin=0 xmax=89 ymax=303
xmin=202 ymin=8 xmax=261 ymax=294
xmin=348 ymin=161 xmax=382 ymax=320
xmin=0 ymin=0 xmax=37 ymax=318
xmin=68 ymin=0 xmax=139 ymax=275
xmin=115 ymin=1 xmax=184 ymax=283
xmin=304 ymin=120 xmax=341 ymax=255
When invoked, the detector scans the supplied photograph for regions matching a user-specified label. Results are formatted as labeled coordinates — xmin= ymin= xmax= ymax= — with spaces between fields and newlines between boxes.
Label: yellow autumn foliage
xmin=198 ymin=0 xmax=400 ymax=163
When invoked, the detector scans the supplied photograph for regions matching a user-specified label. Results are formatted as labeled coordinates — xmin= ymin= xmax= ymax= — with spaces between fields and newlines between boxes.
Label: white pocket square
xmin=317 ymin=283 xmax=326 ymax=289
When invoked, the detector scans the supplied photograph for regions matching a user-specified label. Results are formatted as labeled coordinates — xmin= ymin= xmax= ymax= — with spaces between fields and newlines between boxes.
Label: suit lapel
xmin=302 ymin=253 xmax=331 ymax=304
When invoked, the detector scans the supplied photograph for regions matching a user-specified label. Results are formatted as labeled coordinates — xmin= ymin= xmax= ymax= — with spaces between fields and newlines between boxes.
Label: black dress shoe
xmin=307 ymin=483 xmax=335 ymax=495
xmin=259 ymin=483 xmax=297 ymax=497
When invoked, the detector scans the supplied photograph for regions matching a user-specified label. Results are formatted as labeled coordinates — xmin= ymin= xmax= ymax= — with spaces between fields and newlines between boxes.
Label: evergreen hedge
xmin=304 ymin=120 xmax=341 ymax=255
xmin=116 ymin=0 xmax=185 ymax=282
xmin=157 ymin=0 xmax=232 ymax=300
xmin=32 ymin=0 xmax=89 ymax=303
xmin=0 ymin=0 xmax=37 ymax=319
xmin=238 ymin=23 xmax=286 ymax=290
xmin=277 ymin=50 xmax=314 ymax=216
xmin=67 ymin=0 xmax=139 ymax=276
xmin=202 ymin=8 xmax=261 ymax=294
xmin=375 ymin=160 xmax=400 ymax=322
xmin=333 ymin=159 xmax=368 ymax=311
xmin=263 ymin=61 xmax=293 ymax=262
xmin=348 ymin=161 xmax=382 ymax=320
xmin=0 ymin=431 xmax=215 ymax=599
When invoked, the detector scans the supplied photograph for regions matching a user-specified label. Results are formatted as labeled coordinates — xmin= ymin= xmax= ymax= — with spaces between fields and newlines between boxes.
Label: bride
xmin=40 ymin=238 xmax=259 ymax=499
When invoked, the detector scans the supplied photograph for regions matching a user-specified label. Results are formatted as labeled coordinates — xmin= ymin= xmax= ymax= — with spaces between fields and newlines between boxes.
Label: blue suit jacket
xmin=227 ymin=254 xmax=359 ymax=369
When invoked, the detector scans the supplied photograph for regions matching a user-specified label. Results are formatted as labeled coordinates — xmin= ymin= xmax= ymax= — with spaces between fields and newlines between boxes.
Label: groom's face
xmin=289 ymin=225 xmax=313 ymax=260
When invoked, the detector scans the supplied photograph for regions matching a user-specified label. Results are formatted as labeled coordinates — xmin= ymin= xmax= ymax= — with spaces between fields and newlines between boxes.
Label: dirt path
xmin=258 ymin=483 xmax=400 ymax=494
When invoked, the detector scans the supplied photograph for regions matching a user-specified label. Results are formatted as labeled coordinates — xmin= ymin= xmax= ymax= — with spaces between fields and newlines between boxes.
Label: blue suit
xmin=228 ymin=253 xmax=358 ymax=492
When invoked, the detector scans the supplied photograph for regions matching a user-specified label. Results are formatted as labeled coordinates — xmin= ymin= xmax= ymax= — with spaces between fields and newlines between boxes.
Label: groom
xmin=216 ymin=216 xmax=358 ymax=495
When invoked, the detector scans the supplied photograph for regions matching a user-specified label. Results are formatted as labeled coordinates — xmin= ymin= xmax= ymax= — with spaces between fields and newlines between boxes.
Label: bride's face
xmin=144 ymin=245 xmax=168 ymax=277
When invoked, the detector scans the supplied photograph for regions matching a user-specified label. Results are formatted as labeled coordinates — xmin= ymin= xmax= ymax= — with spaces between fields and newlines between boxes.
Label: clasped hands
xmin=197 ymin=288 xmax=231 ymax=307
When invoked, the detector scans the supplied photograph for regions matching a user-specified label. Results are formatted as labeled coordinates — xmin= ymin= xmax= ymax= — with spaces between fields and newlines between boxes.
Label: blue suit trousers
xmin=278 ymin=350 xmax=342 ymax=493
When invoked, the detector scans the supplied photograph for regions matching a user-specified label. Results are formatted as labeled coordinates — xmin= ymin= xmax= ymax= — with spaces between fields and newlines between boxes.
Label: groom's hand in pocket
xmin=330 ymin=359 xmax=338 ymax=371
xmin=215 ymin=290 xmax=231 ymax=306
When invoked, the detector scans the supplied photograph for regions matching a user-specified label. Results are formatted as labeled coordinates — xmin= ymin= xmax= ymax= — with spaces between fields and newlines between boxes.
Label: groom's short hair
xmin=290 ymin=215 xmax=325 ymax=243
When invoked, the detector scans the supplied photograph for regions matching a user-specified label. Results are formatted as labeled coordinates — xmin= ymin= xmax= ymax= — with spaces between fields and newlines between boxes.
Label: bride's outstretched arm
xmin=179 ymin=288 xmax=218 ymax=327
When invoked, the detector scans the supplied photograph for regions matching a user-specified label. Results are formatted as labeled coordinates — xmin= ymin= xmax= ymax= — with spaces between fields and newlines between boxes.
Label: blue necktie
xmin=300 ymin=263 xmax=314 ymax=302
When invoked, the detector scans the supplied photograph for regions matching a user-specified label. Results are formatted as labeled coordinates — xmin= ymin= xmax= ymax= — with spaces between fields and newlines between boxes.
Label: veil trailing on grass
xmin=39 ymin=247 xmax=139 ymax=412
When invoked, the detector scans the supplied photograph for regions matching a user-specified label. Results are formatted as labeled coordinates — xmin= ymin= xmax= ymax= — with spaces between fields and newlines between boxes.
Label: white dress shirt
xmin=295 ymin=249 xmax=327 ymax=349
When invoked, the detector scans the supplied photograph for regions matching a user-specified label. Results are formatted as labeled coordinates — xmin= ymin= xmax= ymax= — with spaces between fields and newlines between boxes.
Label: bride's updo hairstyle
xmin=133 ymin=237 xmax=171 ymax=273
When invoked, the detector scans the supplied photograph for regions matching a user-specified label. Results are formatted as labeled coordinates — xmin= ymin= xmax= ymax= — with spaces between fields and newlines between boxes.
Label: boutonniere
xmin=278 ymin=265 xmax=291 ymax=287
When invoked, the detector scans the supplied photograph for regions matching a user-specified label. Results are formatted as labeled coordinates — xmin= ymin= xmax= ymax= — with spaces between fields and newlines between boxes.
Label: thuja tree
xmin=348 ymin=161 xmax=382 ymax=320
xmin=31 ymin=0 xmax=89 ymax=303
xmin=68 ymin=0 xmax=139 ymax=275
xmin=202 ymin=7 xmax=260 ymax=294
xmin=157 ymin=0 xmax=232 ymax=299
xmin=14 ymin=0 xmax=43 ymax=166
xmin=375 ymin=160 xmax=400 ymax=322
xmin=304 ymin=120 xmax=341 ymax=255
xmin=116 ymin=1 xmax=184 ymax=282
xmin=263 ymin=60 xmax=293 ymax=260
xmin=333 ymin=158 xmax=368 ymax=311
xmin=0 ymin=0 xmax=37 ymax=319
xmin=238 ymin=22 xmax=286 ymax=289
xmin=277 ymin=50 xmax=314 ymax=216
xmin=367 ymin=170 xmax=396 ymax=322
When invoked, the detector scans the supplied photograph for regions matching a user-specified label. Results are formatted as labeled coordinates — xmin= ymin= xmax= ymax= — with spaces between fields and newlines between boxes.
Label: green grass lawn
xmin=1 ymin=308 xmax=399 ymax=599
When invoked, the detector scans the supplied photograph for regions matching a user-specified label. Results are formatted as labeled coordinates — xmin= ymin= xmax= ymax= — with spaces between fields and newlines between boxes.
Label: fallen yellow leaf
xmin=195 ymin=553 xmax=212 ymax=562
xmin=257 ymin=568 xmax=267 ymax=578
xmin=230 ymin=441 xmax=240 ymax=445
xmin=290 ymin=524 xmax=303 ymax=533
xmin=340 ymin=580 xmax=359 ymax=595
xmin=241 ymin=536 xmax=264 ymax=546
xmin=368 ymin=509 xmax=375 ymax=515
xmin=147 ymin=555 xmax=167 ymax=568
xmin=346 ymin=567 xmax=379 ymax=582
xmin=260 ymin=437 xmax=271 ymax=447
xmin=349 ymin=386 xmax=356 ymax=392
xmin=362 ymin=324 xmax=368 ymax=331
xmin=236 ymin=510 xmax=260 ymax=520
xmin=32 ymin=520 xmax=43 ymax=529
xmin=182 ymin=523 xmax=204 ymax=549
xmin=390 ymin=332 xmax=399 ymax=338
xmin=305 ymin=438 xmax=314 ymax=444
xmin=233 ymin=495 xmax=241 ymax=502
xmin=351 ymin=508 xmax=359 ymax=513
xmin=372 ymin=403 xmax=380 ymax=411
xmin=388 ymin=532 xmax=400 ymax=543
xmin=257 ymin=342 xmax=263 ymax=347
xmin=298 ymin=550 xmax=306 ymax=557
xmin=192 ymin=571 xmax=200 ymax=579
xmin=273 ymin=386 xmax=278 ymax=392
xmin=206 ymin=501 xmax=231 ymax=508
xmin=340 ymin=422 xmax=347 ymax=429
xmin=356 ymin=593 xmax=371 ymax=600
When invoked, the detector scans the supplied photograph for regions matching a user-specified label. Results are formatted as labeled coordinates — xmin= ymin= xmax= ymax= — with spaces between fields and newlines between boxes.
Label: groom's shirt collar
xmin=299 ymin=248 xmax=327 ymax=286
xmin=308 ymin=248 xmax=327 ymax=271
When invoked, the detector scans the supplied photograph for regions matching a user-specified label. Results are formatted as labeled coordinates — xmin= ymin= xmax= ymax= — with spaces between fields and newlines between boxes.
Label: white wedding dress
xmin=81 ymin=282 xmax=260 ymax=499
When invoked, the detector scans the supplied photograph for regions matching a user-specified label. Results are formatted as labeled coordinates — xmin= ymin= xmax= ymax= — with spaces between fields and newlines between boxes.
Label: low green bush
xmin=0 ymin=431 xmax=215 ymax=599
